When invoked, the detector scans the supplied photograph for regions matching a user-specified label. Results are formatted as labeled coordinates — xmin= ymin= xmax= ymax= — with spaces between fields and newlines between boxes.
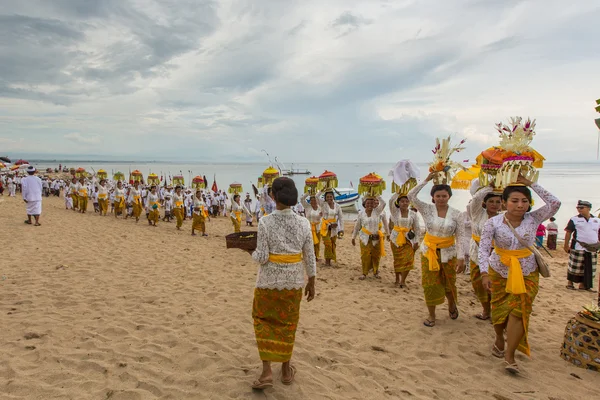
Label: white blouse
xmin=407 ymin=180 xmax=464 ymax=262
xmin=252 ymin=209 xmax=317 ymax=290
xmin=388 ymin=193 xmax=421 ymax=245
xmin=468 ymin=187 xmax=496 ymax=263
xmin=230 ymin=200 xmax=251 ymax=216
xmin=352 ymin=197 xmax=386 ymax=245
xmin=478 ymin=183 xmax=561 ymax=277
xmin=301 ymin=194 xmax=322 ymax=224
xmin=316 ymin=191 xmax=344 ymax=236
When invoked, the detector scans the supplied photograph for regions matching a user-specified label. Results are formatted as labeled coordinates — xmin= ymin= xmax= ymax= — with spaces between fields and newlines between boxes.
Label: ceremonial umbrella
xmin=451 ymin=165 xmax=481 ymax=190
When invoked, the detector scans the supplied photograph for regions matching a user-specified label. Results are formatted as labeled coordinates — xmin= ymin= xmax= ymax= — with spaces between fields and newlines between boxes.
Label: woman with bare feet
xmin=389 ymin=193 xmax=421 ymax=288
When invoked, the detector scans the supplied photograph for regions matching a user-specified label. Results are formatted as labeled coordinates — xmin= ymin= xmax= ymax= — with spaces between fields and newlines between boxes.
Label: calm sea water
xmin=30 ymin=161 xmax=600 ymax=229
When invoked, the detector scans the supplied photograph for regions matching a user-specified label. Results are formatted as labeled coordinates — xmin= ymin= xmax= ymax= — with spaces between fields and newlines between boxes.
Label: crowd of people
xmin=5 ymin=166 xmax=600 ymax=389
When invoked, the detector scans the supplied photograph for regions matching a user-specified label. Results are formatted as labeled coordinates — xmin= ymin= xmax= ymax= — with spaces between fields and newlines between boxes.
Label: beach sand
xmin=1 ymin=195 xmax=598 ymax=400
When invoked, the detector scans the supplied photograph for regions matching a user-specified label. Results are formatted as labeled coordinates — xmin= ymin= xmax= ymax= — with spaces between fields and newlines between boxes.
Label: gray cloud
xmin=0 ymin=0 xmax=598 ymax=162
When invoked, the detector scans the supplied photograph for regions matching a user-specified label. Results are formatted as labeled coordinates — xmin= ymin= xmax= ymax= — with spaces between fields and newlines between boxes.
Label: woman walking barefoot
xmin=352 ymin=195 xmax=386 ymax=280
xmin=479 ymin=175 xmax=560 ymax=374
xmin=251 ymin=177 xmax=316 ymax=390
xmin=389 ymin=193 xmax=421 ymax=288
xmin=408 ymin=172 xmax=465 ymax=327
xmin=317 ymin=190 xmax=344 ymax=266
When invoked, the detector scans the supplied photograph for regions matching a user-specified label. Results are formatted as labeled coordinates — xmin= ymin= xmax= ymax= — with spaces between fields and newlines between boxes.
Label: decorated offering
xmin=389 ymin=160 xmax=419 ymax=196
xmin=428 ymin=137 xmax=466 ymax=185
xmin=192 ymin=176 xmax=206 ymax=190
xmin=147 ymin=173 xmax=160 ymax=186
xmin=113 ymin=171 xmax=125 ymax=181
xmin=228 ymin=182 xmax=243 ymax=194
xmin=304 ymin=176 xmax=319 ymax=194
xmin=75 ymin=167 xmax=86 ymax=178
xmin=358 ymin=172 xmax=386 ymax=197
xmin=172 ymin=175 xmax=185 ymax=187
xmin=317 ymin=170 xmax=338 ymax=191
xmin=477 ymin=117 xmax=544 ymax=189
xmin=97 ymin=169 xmax=108 ymax=180
xmin=258 ymin=166 xmax=279 ymax=187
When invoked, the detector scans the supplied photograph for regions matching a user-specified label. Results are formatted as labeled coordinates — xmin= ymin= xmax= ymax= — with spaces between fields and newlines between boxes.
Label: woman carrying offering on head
xmin=407 ymin=172 xmax=465 ymax=327
xmin=352 ymin=195 xmax=386 ymax=280
xmin=316 ymin=189 xmax=344 ymax=266
xmin=478 ymin=175 xmax=560 ymax=374
xmin=389 ymin=193 xmax=421 ymax=288
xmin=229 ymin=193 xmax=252 ymax=233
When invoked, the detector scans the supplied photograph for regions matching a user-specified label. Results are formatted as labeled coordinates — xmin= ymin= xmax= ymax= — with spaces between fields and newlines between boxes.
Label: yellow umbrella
xmin=451 ymin=165 xmax=480 ymax=190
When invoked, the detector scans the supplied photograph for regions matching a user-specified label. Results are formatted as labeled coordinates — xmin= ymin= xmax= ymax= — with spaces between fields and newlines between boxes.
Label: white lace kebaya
xmin=407 ymin=180 xmax=465 ymax=262
xmin=388 ymin=193 xmax=421 ymax=245
xmin=300 ymin=194 xmax=322 ymax=224
xmin=478 ymin=183 xmax=561 ymax=278
xmin=252 ymin=209 xmax=317 ymax=290
xmin=352 ymin=196 xmax=386 ymax=246
xmin=468 ymin=186 xmax=495 ymax=263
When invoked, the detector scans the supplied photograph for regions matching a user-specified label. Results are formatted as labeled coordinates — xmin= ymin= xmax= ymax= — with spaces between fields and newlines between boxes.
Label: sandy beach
xmin=1 ymin=194 xmax=598 ymax=400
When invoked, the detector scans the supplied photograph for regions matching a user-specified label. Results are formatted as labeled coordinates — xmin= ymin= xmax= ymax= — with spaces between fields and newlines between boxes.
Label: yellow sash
xmin=361 ymin=224 xmax=386 ymax=257
xmin=133 ymin=195 xmax=141 ymax=205
xmin=261 ymin=207 xmax=268 ymax=216
xmin=175 ymin=201 xmax=183 ymax=208
xmin=423 ymin=233 xmax=455 ymax=271
xmin=234 ymin=210 xmax=242 ymax=224
xmin=494 ymin=247 xmax=532 ymax=294
xmin=472 ymin=234 xmax=481 ymax=243
xmin=78 ymin=188 xmax=88 ymax=198
xmin=116 ymin=195 xmax=125 ymax=208
xmin=320 ymin=218 xmax=336 ymax=237
xmin=202 ymin=206 xmax=209 ymax=218
xmin=311 ymin=222 xmax=319 ymax=244
xmin=98 ymin=193 xmax=107 ymax=200
xmin=269 ymin=253 xmax=303 ymax=264
xmin=393 ymin=226 xmax=409 ymax=246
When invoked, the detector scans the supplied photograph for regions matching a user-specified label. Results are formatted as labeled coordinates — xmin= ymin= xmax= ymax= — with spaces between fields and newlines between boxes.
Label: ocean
xmin=29 ymin=160 xmax=600 ymax=229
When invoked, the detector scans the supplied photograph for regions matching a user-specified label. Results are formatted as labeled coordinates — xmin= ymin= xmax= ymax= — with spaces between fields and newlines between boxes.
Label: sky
xmin=0 ymin=0 xmax=599 ymax=163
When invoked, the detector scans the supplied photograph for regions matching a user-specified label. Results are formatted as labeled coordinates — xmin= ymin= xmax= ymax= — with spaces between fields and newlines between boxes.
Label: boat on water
xmin=282 ymin=167 xmax=311 ymax=176
xmin=303 ymin=187 xmax=359 ymax=212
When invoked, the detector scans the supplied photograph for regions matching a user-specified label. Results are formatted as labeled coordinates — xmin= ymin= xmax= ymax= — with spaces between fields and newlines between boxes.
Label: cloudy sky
xmin=0 ymin=0 xmax=598 ymax=162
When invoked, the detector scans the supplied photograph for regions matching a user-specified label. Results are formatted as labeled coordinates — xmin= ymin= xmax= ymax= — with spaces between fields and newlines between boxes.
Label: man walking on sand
xmin=21 ymin=166 xmax=43 ymax=226
xmin=565 ymin=200 xmax=600 ymax=292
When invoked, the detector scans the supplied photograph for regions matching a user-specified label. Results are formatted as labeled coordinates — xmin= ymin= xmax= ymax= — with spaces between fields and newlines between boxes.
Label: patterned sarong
xmin=567 ymin=249 xmax=597 ymax=289
xmin=360 ymin=240 xmax=381 ymax=275
xmin=192 ymin=213 xmax=205 ymax=231
xmin=490 ymin=267 xmax=539 ymax=356
xmin=252 ymin=288 xmax=303 ymax=362
xmin=421 ymin=251 xmax=457 ymax=306
xmin=231 ymin=216 xmax=241 ymax=233
xmin=323 ymin=234 xmax=337 ymax=261
xmin=391 ymin=242 xmax=415 ymax=273
xmin=547 ymin=235 xmax=557 ymax=250
xmin=470 ymin=261 xmax=490 ymax=306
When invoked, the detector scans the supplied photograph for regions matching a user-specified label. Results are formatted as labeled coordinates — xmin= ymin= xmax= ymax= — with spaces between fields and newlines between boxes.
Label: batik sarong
xmin=470 ymin=261 xmax=490 ymax=306
xmin=490 ymin=267 xmax=539 ymax=356
xmin=391 ymin=242 xmax=414 ymax=273
xmin=421 ymin=251 xmax=457 ymax=306
xmin=252 ymin=288 xmax=302 ymax=362
xmin=360 ymin=240 xmax=381 ymax=275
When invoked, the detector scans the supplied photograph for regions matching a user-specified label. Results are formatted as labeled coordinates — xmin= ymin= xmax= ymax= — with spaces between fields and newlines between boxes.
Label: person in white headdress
xmin=21 ymin=166 xmax=43 ymax=226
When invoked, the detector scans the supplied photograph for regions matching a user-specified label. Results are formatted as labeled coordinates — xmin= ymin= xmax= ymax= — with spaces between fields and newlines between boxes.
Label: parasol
xmin=451 ymin=165 xmax=481 ymax=190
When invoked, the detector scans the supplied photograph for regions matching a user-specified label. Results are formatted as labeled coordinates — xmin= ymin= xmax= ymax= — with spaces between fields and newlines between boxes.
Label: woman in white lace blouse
xmin=352 ymin=196 xmax=386 ymax=280
xmin=251 ymin=177 xmax=316 ymax=390
xmin=301 ymin=193 xmax=322 ymax=261
xmin=316 ymin=190 xmax=344 ymax=266
xmin=468 ymin=185 xmax=502 ymax=320
xmin=478 ymin=176 xmax=560 ymax=374
xmin=389 ymin=193 xmax=421 ymax=288
xmin=407 ymin=172 xmax=465 ymax=327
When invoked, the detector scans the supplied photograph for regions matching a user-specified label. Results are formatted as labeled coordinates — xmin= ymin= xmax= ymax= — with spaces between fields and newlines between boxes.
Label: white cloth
xmin=26 ymin=200 xmax=42 ymax=216
xmin=478 ymin=183 xmax=561 ymax=277
xmin=567 ymin=215 xmax=600 ymax=252
xmin=407 ymin=180 xmax=465 ymax=262
xmin=252 ymin=208 xmax=317 ymax=290
xmin=388 ymin=160 xmax=420 ymax=186
xmin=21 ymin=175 xmax=43 ymax=202
xmin=301 ymin=194 xmax=322 ymax=224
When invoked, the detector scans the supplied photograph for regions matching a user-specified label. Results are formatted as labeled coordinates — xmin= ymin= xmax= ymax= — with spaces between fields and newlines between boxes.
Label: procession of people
xmin=4 ymin=116 xmax=600 ymax=392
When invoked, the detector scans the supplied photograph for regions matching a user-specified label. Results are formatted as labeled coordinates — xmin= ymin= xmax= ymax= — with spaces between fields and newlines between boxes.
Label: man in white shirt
xmin=565 ymin=200 xmax=600 ymax=292
xmin=21 ymin=166 xmax=43 ymax=226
